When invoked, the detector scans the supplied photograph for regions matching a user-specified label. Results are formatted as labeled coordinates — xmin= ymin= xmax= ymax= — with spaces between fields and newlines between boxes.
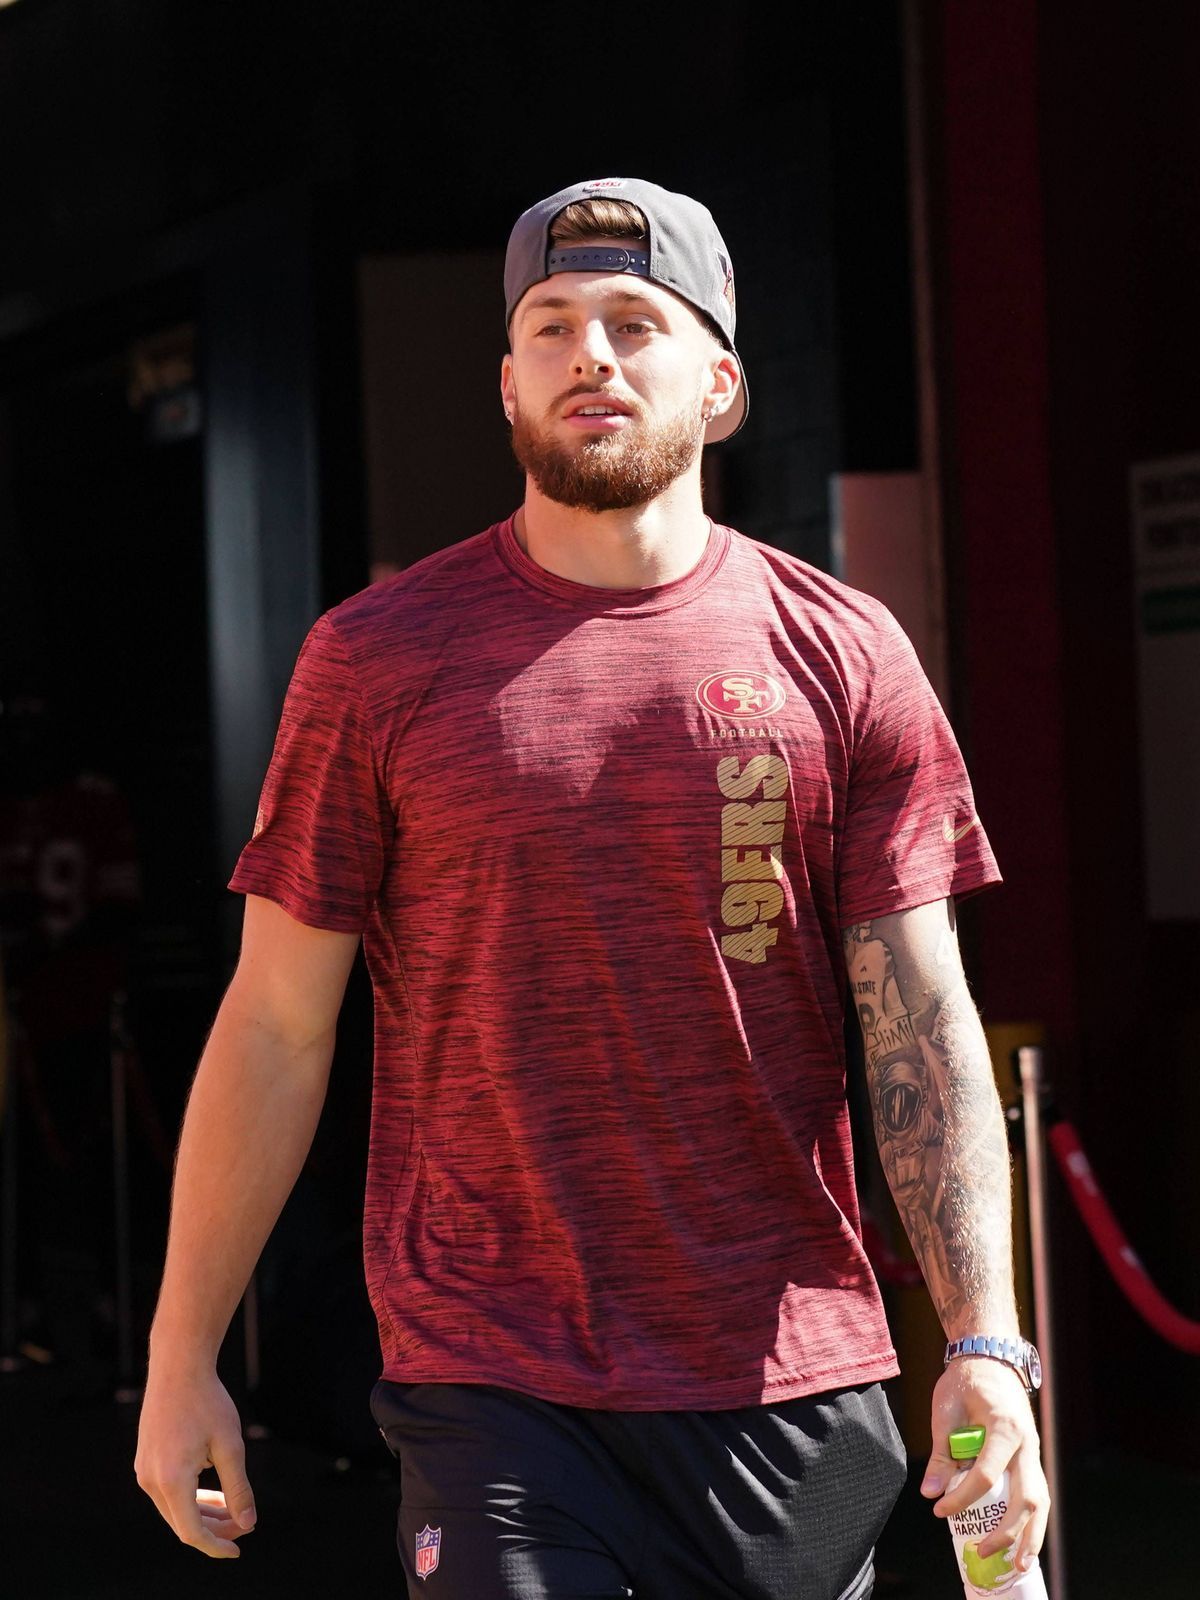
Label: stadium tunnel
xmin=1 ymin=3 xmax=1198 ymax=1595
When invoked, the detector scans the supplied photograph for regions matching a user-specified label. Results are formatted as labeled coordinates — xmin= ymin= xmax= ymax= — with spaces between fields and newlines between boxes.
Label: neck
xmin=515 ymin=470 xmax=711 ymax=590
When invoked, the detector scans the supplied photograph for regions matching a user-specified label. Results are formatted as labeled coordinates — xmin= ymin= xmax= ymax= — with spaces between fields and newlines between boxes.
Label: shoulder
xmin=276 ymin=521 xmax=511 ymax=715
xmin=324 ymin=522 xmax=509 ymax=642
xmin=305 ymin=519 xmax=515 ymax=690
xmin=721 ymin=526 xmax=909 ymax=668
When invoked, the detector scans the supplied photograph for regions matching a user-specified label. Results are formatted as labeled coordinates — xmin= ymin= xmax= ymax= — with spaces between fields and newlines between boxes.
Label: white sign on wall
xmin=1130 ymin=452 xmax=1200 ymax=919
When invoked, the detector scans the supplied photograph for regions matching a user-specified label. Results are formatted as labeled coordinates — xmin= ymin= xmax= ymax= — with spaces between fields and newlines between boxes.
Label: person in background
xmin=0 ymin=691 xmax=141 ymax=1383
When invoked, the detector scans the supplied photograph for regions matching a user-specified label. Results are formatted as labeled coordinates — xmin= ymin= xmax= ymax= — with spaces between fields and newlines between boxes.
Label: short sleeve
xmin=837 ymin=614 xmax=1001 ymax=923
xmin=228 ymin=614 xmax=394 ymax=933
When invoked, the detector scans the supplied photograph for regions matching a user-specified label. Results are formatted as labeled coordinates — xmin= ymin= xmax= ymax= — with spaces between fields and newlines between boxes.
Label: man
xmin=136 ymin=178 xmax=1049 ymax=1599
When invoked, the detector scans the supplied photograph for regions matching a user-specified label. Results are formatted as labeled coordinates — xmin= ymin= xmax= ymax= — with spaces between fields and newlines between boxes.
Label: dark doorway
xmin=1 ymin=291 xmax=216 ymax=1376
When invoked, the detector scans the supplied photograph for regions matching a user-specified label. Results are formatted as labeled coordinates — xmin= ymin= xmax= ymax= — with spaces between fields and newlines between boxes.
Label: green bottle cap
xmin=949 ymin=1426 xmax=987 ymax=1460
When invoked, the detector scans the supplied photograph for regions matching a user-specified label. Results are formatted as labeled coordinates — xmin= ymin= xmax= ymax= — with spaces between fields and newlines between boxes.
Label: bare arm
xmin=843 ymin=897 xmax=1015 ymax=1334
xmin=843 ymin=897 xmax=1048 ymax=1568
xmin=135 ymin=894 xmax=360 ymax=1558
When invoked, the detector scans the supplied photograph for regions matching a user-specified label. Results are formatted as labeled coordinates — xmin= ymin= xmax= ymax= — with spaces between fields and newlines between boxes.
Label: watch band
xmin=944 ymin=1333 xmax=1043 ymax=1392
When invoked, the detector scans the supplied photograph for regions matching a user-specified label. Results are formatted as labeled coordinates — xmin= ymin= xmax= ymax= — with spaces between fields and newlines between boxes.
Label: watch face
xmin=1026 ymin=1344 xmax=1043 ymax=1390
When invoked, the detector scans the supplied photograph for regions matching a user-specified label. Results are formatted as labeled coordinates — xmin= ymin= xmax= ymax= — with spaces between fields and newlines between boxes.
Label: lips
xmin=563 ymin=395 xmax=634 ymax=419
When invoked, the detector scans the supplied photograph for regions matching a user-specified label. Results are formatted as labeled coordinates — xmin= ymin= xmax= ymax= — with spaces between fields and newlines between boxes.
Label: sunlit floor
xmin=1 ymin=1363 xmax=1188 ymax=1598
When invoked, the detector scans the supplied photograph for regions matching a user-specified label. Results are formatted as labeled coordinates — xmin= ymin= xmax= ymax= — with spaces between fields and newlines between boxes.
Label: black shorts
xmin=369 ymin=1379 xmax=907 ymax=1600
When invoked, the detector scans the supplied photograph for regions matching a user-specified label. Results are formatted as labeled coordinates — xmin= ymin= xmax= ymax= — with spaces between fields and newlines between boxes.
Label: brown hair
xmin=546 ymin=197 xmax=722 ymax=352
xmin=549 ymin=199 xmax=648 ymax=245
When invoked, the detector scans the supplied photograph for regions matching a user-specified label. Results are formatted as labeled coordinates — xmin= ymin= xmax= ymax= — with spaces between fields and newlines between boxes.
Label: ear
xmin=500 ymin=353 xmax=516 ymax=421
xmin=702 ymin=347 xmax=740 ymax=423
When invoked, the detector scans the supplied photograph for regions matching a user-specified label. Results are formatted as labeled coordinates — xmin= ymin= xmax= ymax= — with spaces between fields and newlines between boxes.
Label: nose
xmin=573 ymin=317 xmax=616 ymax=379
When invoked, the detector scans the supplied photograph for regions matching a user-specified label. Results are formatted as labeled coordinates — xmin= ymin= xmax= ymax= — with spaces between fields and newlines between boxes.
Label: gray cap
xmin=504 ymin=176 xmax=748 ymax=444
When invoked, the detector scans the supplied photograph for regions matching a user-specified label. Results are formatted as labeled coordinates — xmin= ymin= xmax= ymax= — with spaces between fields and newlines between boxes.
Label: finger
xmin=142 ymin=1483 xmax=182 ymax=1539
xmin=158 ymin=1472 xmax=242 ymax=1559
xmin=920 ymin=1411 xmax=956 ymax=1498
xmin=976 ymin=1513 xmax=1020 ymax=1562
xmin=199 ymin=1509 xmax=250 ymax=1539
xmin=1016 ymin=1489 xmax=1051 ymax=1570
xmin=921 ymin=1383 xmax=960 ymax=1497
xmin=196 ymin=1489 xmax=253 ymax=1540
xmin=977 ymin=1494 xmax=1035 ymax=1564
xmin=920 ymin=1453 xmax=953 ymax=1499
xmin=932 ymin=1459 xmax=992 ymax=1517
xmin=920 ymin=1435 xmax=959 ymax=1499
xmin=196 ymin=1496 xmax=237 ymax=1527
xmin=934 ymin=1431 xmax=1018 ymax=1517
xmin=136 ymin=1450 xmax=185 ymax=1535
xmin=210 ymin=1429 xmax=257 ymax=1533
xmin=980 ymin=1456 xmax=1048 ymax=1566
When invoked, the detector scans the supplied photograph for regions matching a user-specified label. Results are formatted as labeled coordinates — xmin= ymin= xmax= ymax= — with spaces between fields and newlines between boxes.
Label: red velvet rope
xmin=1048 ymin=1121 xmax=1200 ymax=1356
xmin=860 ymin=1211 xmax=925 ymax=1289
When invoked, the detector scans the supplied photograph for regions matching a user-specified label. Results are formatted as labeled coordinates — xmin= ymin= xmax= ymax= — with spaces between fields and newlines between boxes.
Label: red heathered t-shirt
xmin=229 ymin=515 xmax=1000 ymax=1410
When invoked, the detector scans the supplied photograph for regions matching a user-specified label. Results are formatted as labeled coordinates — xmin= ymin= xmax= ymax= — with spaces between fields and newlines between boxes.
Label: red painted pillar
xmin=931 ymin=0 xmax=1077 ymax=1055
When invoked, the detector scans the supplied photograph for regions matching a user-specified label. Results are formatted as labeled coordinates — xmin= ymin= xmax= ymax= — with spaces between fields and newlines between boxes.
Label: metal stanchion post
xmin=110 ymin=994 xmax=136 ymax=1399
xmin=243 ymin=1271 xmax=260 ymax=1395
xmin=242 ymin=1271 xmax=271 ymax=1441
xmin=1017 ymin=1045 xmax=1067 ymax=1600
xmin=1 ymin=1015 xmax=20 ymax=1371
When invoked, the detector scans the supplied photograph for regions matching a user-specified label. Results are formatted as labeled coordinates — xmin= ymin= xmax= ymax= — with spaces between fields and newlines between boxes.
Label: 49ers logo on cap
xmin=581 ymin=178 xmax=628 ymax=191
xmin=718 ymin=252 xmax=735 ymax=314
xmin=696 ymin=670 xmax=787 ymax=719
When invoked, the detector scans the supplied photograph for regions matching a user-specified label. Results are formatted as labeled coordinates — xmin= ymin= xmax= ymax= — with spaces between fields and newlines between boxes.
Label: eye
xmin=618 ymin=320 xmax=655 ymax=336
xmin=534 ymin=322 xmax=569 ymax=337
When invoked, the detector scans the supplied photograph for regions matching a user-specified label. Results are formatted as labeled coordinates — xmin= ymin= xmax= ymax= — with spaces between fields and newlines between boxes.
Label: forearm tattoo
xmin=843 ymin=915 xmax=1015 ymax=1332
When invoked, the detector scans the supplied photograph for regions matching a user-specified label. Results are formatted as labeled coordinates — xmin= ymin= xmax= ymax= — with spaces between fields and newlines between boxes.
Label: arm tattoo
xmin=843 ymin=916 xmax=1015 ymax=1333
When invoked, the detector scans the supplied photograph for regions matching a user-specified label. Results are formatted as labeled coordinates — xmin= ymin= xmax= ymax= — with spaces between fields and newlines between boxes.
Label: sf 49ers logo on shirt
xmin=415 ymin=1524 xmax=442 ymax=1579
xmin=696 ymin=670 xmax=787 ymax=719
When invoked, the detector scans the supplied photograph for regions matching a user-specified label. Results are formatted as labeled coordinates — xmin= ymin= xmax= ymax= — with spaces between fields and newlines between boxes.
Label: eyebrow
xmin=519 ymin=289 xmax=661 ymax=319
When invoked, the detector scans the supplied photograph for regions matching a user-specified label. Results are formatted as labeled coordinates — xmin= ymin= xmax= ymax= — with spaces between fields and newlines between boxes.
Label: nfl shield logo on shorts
xmin=415 ymin=1523 xmax=442 ymax=1579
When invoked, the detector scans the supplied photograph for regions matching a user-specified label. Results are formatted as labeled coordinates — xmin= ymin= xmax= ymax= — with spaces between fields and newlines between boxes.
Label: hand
xmin=921 ymin=1356 xmax=1050 ymax=1571
xmin=135 ymin=1362 xmax=258 ymax=1559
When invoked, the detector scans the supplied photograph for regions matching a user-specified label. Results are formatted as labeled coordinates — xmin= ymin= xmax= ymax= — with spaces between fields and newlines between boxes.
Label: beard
xmin=509 ymin=395 xmax=704 ymax=513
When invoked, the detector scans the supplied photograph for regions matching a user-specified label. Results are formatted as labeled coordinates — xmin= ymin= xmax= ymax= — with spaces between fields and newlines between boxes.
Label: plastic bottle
xmin=945 ymin=1426 xmax=1048 ymax=1597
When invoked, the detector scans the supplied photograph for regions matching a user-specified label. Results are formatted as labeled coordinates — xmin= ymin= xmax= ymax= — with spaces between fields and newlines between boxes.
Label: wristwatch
xmin=944 ymin=1334 xmax=1043 ymax=1393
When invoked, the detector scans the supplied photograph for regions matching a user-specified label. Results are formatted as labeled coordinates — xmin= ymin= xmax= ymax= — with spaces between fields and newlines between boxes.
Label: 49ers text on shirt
xmin=716 ymin=752 xmax=788 ymax=964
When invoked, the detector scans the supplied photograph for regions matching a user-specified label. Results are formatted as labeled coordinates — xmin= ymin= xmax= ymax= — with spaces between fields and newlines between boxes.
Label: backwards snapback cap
xmin=504 ymin=177 xmax=748 ymax=444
